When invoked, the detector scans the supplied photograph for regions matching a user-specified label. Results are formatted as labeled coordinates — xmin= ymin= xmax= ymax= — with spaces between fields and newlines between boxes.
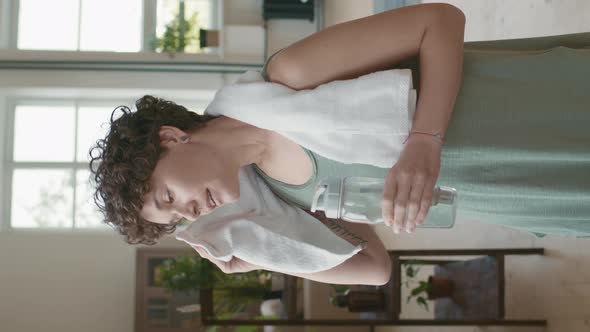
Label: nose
xmin=177 ymin=201 xmax=213 ymax=221
xmin=176 ymin=203 xmax=199 ymax=222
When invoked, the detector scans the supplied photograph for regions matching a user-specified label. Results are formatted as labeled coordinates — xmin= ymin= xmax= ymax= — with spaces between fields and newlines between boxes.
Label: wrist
xmin=403 ymin=130 xmax=445 ymax=145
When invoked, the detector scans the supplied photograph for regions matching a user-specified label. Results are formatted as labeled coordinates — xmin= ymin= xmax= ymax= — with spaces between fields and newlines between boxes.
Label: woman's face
xmin=139 ymin=126 xmax=240 ymax=225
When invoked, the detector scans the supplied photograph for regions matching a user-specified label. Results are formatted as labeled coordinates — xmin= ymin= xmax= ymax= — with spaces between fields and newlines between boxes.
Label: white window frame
xmin=1 ymin=97 xmax=131 ymax=233
xmin=1 ymin=93 xmax=214 ymax=234
xmin=1 ymin=0 xmax=223 ymax=58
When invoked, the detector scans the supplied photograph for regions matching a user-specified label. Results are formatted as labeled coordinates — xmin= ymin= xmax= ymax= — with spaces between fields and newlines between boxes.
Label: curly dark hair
xmin=89 ymin=95 xmax=218 ymax=245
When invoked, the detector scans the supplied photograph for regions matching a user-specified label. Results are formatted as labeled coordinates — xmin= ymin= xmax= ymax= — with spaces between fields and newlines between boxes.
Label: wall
xmin=422 ymin=0 xmax=590 ymax=41
xmin=0 ymin=69 xmax=225 ymax=332
xmin=324 ymin=0 xmax=373 ymax=27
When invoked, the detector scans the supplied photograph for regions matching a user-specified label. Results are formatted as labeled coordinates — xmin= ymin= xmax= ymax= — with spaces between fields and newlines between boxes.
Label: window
xmin=4 ymin=98 xmax=209 ymax=231
xmin=7 ymin=100 xmax=124 ymax=230
xmin=14 ymin=0 xmax=218 ymax=53
xmin=154 ymin=0 xmax=214 ymax=53
xmin=17 ymin=0 xmax=143 ymax=52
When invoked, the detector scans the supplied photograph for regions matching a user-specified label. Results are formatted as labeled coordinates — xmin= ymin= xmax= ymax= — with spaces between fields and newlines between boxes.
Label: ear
xmin=158 ymin=126 xmax=187 ymax=148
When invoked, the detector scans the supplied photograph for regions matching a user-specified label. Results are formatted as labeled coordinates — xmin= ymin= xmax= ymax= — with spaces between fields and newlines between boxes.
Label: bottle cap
xmin=310 ymin=177 xmax=342 ymax=219
xmin=436 ymin=186 xmax=456 ymax=205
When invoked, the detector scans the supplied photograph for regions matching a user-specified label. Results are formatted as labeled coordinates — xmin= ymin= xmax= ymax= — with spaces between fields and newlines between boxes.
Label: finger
xmin=406 ymin=174 xmax=427 ymax=233
xmin=416 ymin=179 xmax=436 ymax=225
xmin=392 ymin=174 xmax=411 ymax=234
xmin=381 ymin=177 xmax=398 ymax=227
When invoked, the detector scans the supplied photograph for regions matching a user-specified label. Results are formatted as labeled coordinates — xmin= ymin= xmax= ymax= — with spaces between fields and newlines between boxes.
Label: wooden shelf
xmin=202 ymin=248 xmax=547 ymax=328
xmin=135 ymin=248 xmax=201 ymax=332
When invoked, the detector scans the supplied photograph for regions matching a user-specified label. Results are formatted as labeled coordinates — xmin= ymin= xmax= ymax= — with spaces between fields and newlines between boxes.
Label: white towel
xmin=176 ymin=68 xmax=417 ymax=273
xmin=205 ymin=69 xmax=417 ymax=168
xmin=176 ymin=165 xmax=363 ymax=274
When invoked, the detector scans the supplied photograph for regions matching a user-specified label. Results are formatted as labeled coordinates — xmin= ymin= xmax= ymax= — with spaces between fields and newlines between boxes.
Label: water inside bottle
xmin=341 ymin=178 xmax=456 ymax=228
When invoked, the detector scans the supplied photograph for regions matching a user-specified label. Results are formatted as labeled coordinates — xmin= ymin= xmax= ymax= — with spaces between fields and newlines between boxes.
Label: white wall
xmin=324 ymin=0 xmax=373 ymax=27
xmin=0 ymin=68 xmax=223 ymax=332
xmin=422 ymin=0 xmax=590 ymax=42
xmin=0 ymin=69 xmax=223 ymax=332
xmin=0 ymin=1 xmax=321 ymax=332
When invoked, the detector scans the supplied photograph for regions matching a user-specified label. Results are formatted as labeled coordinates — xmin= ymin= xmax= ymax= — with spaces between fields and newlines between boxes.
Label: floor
xmin=303 ymin=1 xmax=590 ymax=331
xmin=367 ymin=1 xmax=590 ymax=331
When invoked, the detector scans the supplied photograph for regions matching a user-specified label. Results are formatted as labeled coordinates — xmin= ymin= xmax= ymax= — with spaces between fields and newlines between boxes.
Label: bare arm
xmin=266 ymin=3 xmax=466 ymax=138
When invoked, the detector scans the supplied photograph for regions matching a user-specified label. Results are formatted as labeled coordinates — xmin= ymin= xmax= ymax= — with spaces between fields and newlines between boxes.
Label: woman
xmin=90 ymin=4 xmax=590 ymax=285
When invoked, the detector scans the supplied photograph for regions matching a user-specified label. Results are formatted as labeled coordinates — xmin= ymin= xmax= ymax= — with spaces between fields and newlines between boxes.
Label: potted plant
xmin=328 ymin=284 xmax=385 ymax=312
xmin=150 ymin=10 xmax=200 ymax=56
xmin=157 ymin=254 xmax=274 ymax=317
xmin=403 ymin=260 xmax=454 ymax=311
xmin=328 ymin=284 xmax=351 ymax=308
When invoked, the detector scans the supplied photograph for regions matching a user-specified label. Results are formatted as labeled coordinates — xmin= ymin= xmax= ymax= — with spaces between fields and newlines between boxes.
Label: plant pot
xmin=427 ymin=276 xmax=454 ymax=299
xmin=199 ymin=29 xmax=219 ymax=48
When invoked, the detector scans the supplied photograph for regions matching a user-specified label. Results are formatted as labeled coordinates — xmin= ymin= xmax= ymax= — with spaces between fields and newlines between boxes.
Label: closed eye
xmin=166 ymin=189 xmax=174 ymax=204
xmin=165 ymin=189 xmax=182 ymax=223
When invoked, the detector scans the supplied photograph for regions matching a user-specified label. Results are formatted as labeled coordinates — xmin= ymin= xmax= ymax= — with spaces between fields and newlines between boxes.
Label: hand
xmin=382 ymin=134 xmax=442 ymax=234
xmin=191 ymin=245 xmax=253 ymax=274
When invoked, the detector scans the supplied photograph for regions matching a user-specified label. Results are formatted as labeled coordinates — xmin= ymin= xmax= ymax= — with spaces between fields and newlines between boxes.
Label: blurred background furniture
xmin=382 ymin=248 xmax=547 ymax=327
xmin=135 ymin=248 xmax=202 ymax=332
xmin=135 ymin=247 xmax=304 ymax=332
xmin=201 ymin=248 xmax=547 ymax=330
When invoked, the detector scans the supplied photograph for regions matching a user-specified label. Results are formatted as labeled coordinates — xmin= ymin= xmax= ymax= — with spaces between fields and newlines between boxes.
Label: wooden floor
xmin=375 ymin=219 xmax=590 ymax=332
xmin=303 ymin=1 xmax=590 ymax=332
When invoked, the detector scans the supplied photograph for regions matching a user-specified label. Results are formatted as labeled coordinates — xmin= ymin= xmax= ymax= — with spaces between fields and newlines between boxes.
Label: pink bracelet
xmin=403 ymin=131 xmax=445 ymax=144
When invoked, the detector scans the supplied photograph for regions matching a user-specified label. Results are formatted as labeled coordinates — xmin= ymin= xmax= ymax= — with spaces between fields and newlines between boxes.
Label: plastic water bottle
xmin=310 ymin=176 xmax=458 ymax=228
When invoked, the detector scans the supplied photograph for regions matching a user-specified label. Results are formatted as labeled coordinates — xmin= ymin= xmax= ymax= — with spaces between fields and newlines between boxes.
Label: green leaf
xmin=411 ymin=281 xmax=430 ymax=296
xmin=411 ymin=285 xmax=425 ymax=296
xmin=417 ymin=297 xmax=429 ymax=311
xmin=406 ymin=265 xmax=415 ymax=277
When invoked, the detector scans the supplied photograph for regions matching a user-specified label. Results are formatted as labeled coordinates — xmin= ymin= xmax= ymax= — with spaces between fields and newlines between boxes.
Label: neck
xmin=194 ymin=116 xmax=273 ymax=168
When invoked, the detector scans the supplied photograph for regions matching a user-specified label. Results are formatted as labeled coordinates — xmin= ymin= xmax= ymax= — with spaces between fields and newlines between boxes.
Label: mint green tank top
xmin=252 ymin=146 xmax=390 ymax=210
xmin=255 ymin=32 xmax=590 ymax=238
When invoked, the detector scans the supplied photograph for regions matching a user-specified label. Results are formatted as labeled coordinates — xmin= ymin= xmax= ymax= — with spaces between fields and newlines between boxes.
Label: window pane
xmin=156 ymin=0 xmax=180 ymax=38
xmin=80 ymin=0 xmax=142 ymax=52
xmin=11 ymin=169 xmax=74 ymax=228
xmin=14 ymin=105 xmax=75 ymax=162
xmin=185 ymin=0 xmax=211 ymax=29
xmin=184 ymin=0 xmax=211 ymax=53
xmin=18 ymin=0 xmax=79 ymax=50
xmin=77 ymin=106 xmax=117 ymax=162
xmin=75 ymin=170 xmax=108 ymax=228
xmin=155 ymin=0 xmax=211 ymax=53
